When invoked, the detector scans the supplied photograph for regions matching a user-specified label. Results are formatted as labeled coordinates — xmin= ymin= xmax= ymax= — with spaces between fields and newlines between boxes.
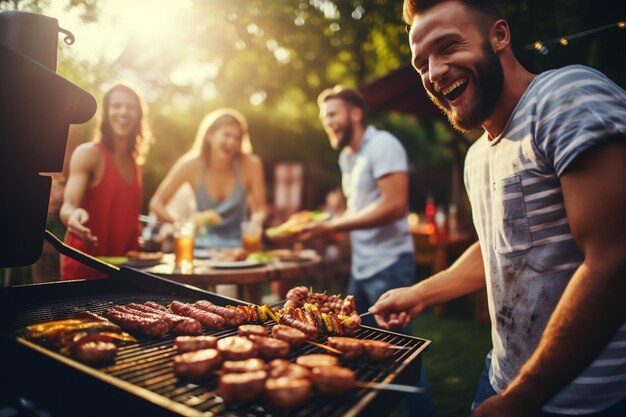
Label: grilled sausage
xmin=311 ymin=365 xmax=355 ymax=395
xmin=327 ymin=336 xmax=363 ymax=359
xmin=173 ymin=348 xmax=222 ymax=379
xmin=73 ymin=340 xmax=118 ymax=364
xmin=279 ymin=314 xmax=319 ymax=340
xmin=103 ymin=307 xmax=169 ymax=338
xmin=217 ymin=336 xmax=259 ymax=361
xmin=237 ymin=324 xmax=268 ymax=337
xmin=221 ymin=358 xmax=268 ymax=374
xmin=143 ymin=301 xmax=169 ymax=312
xmin=295 ymin=354 xmax=339 ymax=369
xmin=271 ymin=324 xmax=307 ymax=346
xmin=174 ymin=335 xmax=218 ymax=353
xmin=126 ymin=303 xmax=203 ymax=335
xmin=362 ymin=340 xmax=395 ymax=361
xmin=195 ymin=300 xmax=246 ymax=326
xmin=121 ymin=305 xmax=175 ymax=328
xmin=73 ymin=311 xmax=110 ymax=323
xmin=169 ymin=301 xmax=225 ymax=329
xmin=265 ymin=377 xmax=312 ymax=409
xmin=218 ymin=370 xmax=267 ymax=404
xmin=123 ymin=303 xmax=202 ymax=335
xmin=247 ymin=335 xmax=290 ymax=359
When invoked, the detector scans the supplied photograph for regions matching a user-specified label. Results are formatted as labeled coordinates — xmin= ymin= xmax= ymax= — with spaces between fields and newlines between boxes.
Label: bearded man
xmin=302 ymin=86 xmax=431 ymax=416
xmin=370 ymin=1 xmax=626 ymax=417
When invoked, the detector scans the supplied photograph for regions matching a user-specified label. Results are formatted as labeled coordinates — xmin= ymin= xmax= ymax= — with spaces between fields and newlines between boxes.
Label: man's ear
xmin=490 ymin=19 xmax=511 ymax=53
xmin=351 ymin=106 xmax=364 ymax=125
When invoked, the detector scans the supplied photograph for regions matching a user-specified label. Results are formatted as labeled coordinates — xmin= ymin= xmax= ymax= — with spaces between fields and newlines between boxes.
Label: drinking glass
xmin=174 ymin=221 xmax=195 ymax=272
xmin=241 ymin=221 xmax=262 ymax=253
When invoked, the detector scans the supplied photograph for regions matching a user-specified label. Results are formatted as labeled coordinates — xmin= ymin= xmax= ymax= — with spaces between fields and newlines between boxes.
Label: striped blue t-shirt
xmin=464 ymin=65 xmax=626 ymax=414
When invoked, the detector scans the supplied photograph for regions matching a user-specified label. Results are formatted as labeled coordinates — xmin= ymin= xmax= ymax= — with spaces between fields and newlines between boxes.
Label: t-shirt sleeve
xmin=533 ymin=66 xmax=626 ymax=177
xmin=370 ymin=133 xmax=409 ymax=179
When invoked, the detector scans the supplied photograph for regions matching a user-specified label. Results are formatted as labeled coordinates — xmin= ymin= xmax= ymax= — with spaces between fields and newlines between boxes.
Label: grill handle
xmin=44 ymin=230 xmax=120 ymax=275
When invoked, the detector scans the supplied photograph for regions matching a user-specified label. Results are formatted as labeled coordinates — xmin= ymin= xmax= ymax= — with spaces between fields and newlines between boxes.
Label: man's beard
xmin=336 ymin=120 xmax=353 ymax=150
xmin=427 ymin=41 xmax=504 ymax=132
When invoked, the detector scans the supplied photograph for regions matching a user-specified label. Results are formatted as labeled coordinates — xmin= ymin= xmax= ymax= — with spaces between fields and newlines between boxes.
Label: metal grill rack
xmin=1 ymin=267 xmax=429 ymax=417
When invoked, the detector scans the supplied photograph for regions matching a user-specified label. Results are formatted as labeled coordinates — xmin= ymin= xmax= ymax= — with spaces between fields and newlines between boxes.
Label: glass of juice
xmin=174 ymin=221 xmax=195 ymax=273
xmin=241 ymin=221 xmax=262 ymax=253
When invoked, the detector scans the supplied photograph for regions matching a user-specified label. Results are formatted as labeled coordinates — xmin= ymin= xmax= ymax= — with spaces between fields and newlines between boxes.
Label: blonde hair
xmin=189 ymin=108 xmax=252 ymax=162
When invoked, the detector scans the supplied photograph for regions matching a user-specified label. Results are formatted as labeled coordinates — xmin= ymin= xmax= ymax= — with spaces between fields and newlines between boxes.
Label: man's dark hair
xmin=403 ymin=0 xmax=503 ymax=32
xmin=317 ymin=85 xmax=367 ymax=112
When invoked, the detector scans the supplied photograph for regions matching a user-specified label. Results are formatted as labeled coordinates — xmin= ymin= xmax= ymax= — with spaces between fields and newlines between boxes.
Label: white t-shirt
xmin=339 ymin=125 xmax=414 ymax=279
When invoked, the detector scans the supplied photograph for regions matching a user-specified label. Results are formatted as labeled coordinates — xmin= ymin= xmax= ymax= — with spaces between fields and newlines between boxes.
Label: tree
xmin=5 ymin=0 xmax=626 ymax=208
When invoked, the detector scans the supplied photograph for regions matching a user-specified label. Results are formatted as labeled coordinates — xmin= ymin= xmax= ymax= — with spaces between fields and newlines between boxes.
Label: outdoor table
xmin=140 ymin=253 xmax=322 ymax=305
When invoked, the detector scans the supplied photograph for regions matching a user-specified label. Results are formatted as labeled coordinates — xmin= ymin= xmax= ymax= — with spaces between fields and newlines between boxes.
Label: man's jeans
xmin=348 ymin=253 xmax=433 ymax=417
xmin=472 ymin=350 xmax=626 ymax=416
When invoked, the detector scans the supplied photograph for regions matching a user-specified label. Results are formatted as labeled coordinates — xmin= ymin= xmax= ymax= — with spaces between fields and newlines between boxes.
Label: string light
xmin=525 ymin=20 xmax=624 ymax=54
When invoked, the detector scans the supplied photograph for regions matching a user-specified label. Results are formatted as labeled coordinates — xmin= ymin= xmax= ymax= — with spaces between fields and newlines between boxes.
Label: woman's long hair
xmin=98 ymin=83 xmax=152 ymax=165
xmin=188 ymin=108 xmax=252 ymax=163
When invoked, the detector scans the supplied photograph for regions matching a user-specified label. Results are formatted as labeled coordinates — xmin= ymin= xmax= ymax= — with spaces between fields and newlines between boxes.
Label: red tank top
xmin=61 ymin=143 xmax=142 ymax=280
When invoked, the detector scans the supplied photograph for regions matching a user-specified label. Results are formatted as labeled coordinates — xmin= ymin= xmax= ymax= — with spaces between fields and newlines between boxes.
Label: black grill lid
xmin=0 ymin=11 xmax=97 ymax=268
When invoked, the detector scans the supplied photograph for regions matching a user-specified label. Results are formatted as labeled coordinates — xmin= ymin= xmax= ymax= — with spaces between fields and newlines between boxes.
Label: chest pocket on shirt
xmin=493 ymin=175 xmax=532 ymax=256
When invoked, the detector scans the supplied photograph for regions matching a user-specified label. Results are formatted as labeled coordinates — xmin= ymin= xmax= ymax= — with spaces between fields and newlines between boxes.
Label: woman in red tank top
xmin=60 ymin=83 xmax=151 ymax=280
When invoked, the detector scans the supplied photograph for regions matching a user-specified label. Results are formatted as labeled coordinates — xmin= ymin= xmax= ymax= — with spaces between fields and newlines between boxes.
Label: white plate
xmin=210 ymin=260 xmax=264 ymax=269
xmin=124 ymin=258 xmax=163 ymax=268
xmin=193 ymin=248 xmax=214 ymax=259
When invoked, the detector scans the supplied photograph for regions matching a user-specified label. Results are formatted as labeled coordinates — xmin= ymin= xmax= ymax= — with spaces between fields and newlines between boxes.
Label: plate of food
xmin=193 ymin=248 xmax=215 ymax=259
xmin=210 ymin=259 xmax=264 ymax=269
xmin=123 ymin=251 xmax=164 ymax=268
xmin=267 ymin=249 xmax=317 ymax=262
xmin=265 ymin=210 xmax=331 ymax=241
xmin=193 ymin=209 xmax=222 ymax=227
xmin=97 ymin=256 xmax=128 ymax=266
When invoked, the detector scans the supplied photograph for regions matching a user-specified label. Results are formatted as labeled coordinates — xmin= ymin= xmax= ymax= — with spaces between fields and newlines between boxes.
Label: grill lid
xmin=0 ymin=11 xmax=96 ymax=268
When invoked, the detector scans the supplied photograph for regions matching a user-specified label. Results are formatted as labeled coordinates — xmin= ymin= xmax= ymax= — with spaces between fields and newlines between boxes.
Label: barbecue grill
xmin=1 ymin=233 xmax=429 ymax=417
xmin=0 ymin=10 xmax=430 ymax=417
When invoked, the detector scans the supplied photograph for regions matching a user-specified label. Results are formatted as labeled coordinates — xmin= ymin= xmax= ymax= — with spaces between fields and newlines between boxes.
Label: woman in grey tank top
xmin=149 ymin=108 xmax=267 ymax=248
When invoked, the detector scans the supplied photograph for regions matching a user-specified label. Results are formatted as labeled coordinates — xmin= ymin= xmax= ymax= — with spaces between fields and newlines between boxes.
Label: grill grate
xmin=8 ymin=291 xmax=428 ymax=417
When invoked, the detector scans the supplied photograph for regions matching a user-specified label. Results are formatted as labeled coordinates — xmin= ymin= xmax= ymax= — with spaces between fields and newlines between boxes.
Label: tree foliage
xmin=4 ymin=0 xmax=625 ymax=209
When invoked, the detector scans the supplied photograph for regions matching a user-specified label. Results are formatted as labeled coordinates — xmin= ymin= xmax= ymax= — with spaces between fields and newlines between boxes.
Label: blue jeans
xmin=471 ymin=350 xmax=497 ymax=410
xmin=472 ymin=350 xmax=626 ymax=416
xmin=347 ymin=252 xmax=416 ymax=323
xmin=349 ymin=253 xmax=433 ymax=417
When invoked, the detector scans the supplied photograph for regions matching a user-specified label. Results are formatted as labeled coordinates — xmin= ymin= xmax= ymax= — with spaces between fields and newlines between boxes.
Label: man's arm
xmin=334 ymin=171 xmax=409 ymax=231
xmin=473 ymin=140 xmax=626 ymax=417
xmin=370 ymin=241 xmax=486 ymax=328
xmin=301 ymin=171 xmax=409 ymax=240
xmin=59 ymin=144 xmax=100 ymax=245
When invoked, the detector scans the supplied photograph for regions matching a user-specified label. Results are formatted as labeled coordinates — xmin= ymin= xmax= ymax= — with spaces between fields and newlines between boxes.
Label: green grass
xmin=392 ymin=300 xmax=493 ymax=417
